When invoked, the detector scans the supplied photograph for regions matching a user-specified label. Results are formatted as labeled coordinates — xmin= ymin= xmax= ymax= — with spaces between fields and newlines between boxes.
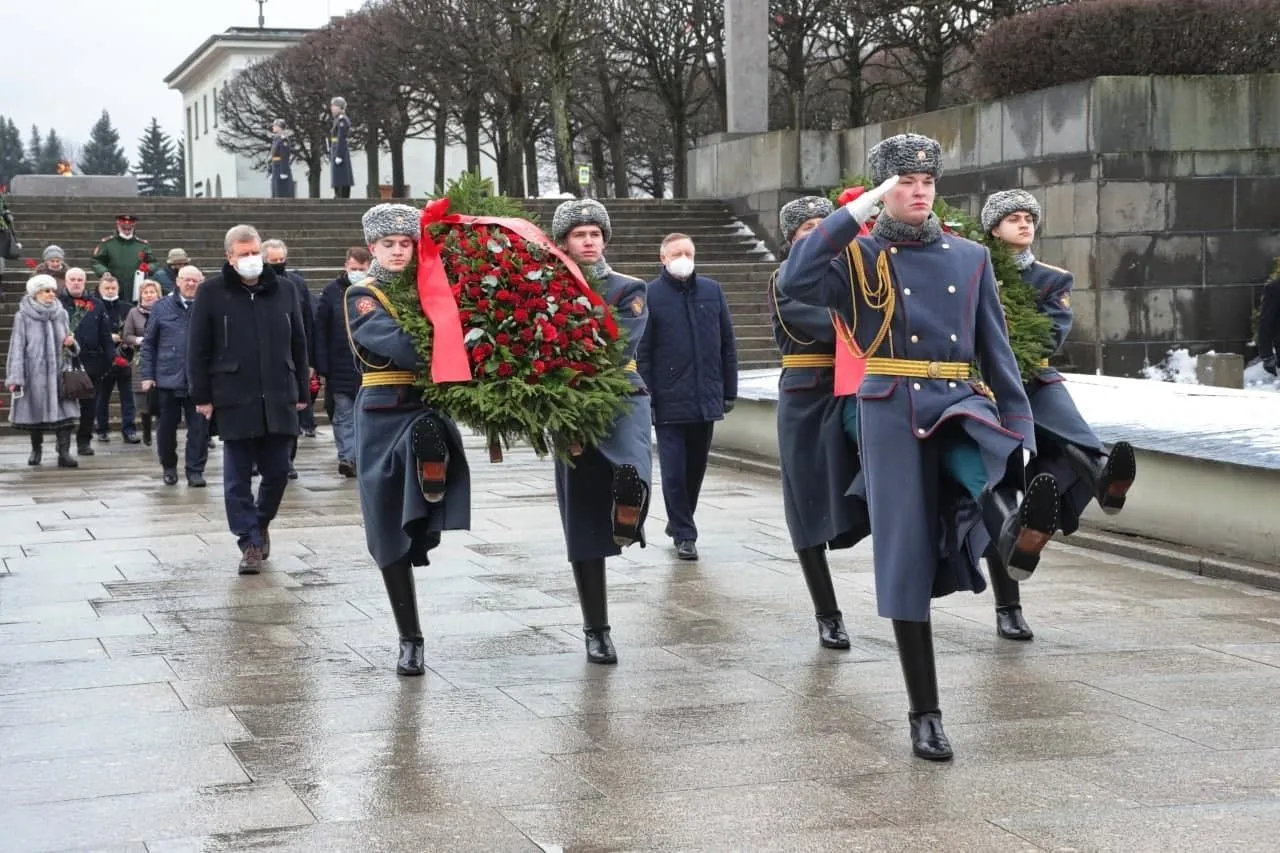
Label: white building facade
xmin=163 ymin=27 xmax=496 ymax=199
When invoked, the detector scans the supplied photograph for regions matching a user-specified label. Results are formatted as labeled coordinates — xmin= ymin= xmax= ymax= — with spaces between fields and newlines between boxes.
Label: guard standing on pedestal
xmin=980 ymin=189 xmax=1136 ymax=640
xmin=769 ymin=195 xmax=869 ymax=649
xmin=329 ymin=97 xmax=354 ymax=199
xmin=344 ymin=203 xmax=471 ymax=676
xmin=550 ymin=199 xmax=652 ymax=665
xmin=780 ymin=133 xmax=1063 ymax=761
xmin=268 ymin=120 xmax=296 ymax=199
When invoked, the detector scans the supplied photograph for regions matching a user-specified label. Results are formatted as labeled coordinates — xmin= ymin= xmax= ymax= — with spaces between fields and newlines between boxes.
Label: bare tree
xmin=217 ymin=53 xmax=330 ymax=197
xmin=769 ymin=0 xmax=841 ymax=130
xmin=612 ymin=0 xmax=714 ymax=196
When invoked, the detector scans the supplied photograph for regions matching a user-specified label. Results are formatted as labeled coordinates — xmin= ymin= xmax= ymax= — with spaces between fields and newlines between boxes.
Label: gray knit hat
xmin=779 ymin=196 xmax=834 ymax=243
xmin=980 ymin=189 xmax=1042 ymax=234
xmin=42 ymin=244 xmax=65 ymax=261
xmin=362 ymin=203 xmax=419 ymax=244
xmin=551 ymin=199 xmax=612 ymax=244
xmin=867 ymin=133 xmax=944 ymax=185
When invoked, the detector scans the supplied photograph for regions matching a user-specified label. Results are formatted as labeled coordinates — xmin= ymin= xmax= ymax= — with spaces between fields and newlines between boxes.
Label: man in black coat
xmin=264 ymin=238 xmax=316 ymax=464
xmin=1257 ymin=275 xmax=1280 ymax=376
xmin=314 ymin=246 xmax=371 ymax=476
xmin=187 ymin=225 xmax=309 ymax=574
xmin=59 ymin=267 xmax=116 ymax=456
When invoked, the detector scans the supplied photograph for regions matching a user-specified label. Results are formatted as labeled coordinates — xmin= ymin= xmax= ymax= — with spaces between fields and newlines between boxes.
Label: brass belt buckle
xmin=926 ymin=361 xmax=942 ymax=380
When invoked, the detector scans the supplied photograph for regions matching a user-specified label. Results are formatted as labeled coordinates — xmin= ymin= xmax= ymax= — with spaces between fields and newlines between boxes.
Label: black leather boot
xmin=981 ymin=474 xmax=1060 ymax=582
xmin=893 ymin=618 xmax=953 ymax=761
xmin=572 ymin=558 xmax=616 ymax=664
xmin=379 ymin=560 xmax=425 ymax=676
xmin=797 ymin=546 xmax=849 ymax=649
xmin=55 ymin=429 xmax=78 ymax=469
xmin=28 ymin=431 xmax=43 ymax=466
xmin=1064 ymin=441 xmax=1135 ymax=516
xmin=987 ymin=547 xmax=1033 ymax=641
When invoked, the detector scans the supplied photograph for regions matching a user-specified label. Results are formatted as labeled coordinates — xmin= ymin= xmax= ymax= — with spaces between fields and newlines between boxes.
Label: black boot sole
xmin=1098 ymin=441 xmax=1136 ymax=515
xmin=1005 ymin=474 xmax=1060 ymax=581
xmin=611 ymin=464 xmax=646 ymax=546
xmin=410 ymin=416 xmax=449 ymax=503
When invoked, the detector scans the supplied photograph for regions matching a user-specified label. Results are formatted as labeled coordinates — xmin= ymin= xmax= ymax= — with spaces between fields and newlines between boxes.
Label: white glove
xmin=335 ymin=158 xmax=343 ymax=165
xmin=844 ymin=175 xmax=900 ymax=224
xmin=1023 ymin=448 xmax=1032 ymax=468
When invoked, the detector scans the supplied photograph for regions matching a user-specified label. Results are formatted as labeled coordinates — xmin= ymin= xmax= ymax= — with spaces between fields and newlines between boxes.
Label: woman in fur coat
xmin=5 ymin=274 xmax=82 ymax=467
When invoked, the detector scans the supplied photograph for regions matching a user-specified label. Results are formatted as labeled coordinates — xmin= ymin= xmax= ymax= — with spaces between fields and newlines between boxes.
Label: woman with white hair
xmin=4 ymin=274 xmax=83 ymax=467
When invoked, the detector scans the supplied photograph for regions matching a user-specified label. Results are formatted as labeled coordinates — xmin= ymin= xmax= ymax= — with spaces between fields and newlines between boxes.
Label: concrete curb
xmin=707 ymin=448 xmax=1280 ymax=593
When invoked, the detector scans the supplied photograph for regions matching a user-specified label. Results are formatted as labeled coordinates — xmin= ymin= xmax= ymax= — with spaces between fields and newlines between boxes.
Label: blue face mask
xmin=346 ymin=270 xmax=367 ymax=284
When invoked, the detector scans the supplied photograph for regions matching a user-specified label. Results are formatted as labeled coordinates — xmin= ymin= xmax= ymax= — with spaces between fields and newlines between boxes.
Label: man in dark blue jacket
xmin=59 ymin=267 xmax=115 ymax=457
xmin=265 ymin=239 xmax=316 ymax=478
xmin=315 ymin=247 xmax=371 ymax=476
xmin=142 ymin=265 xmax=210 ymax=487
xmin=637 ymin=233 xmax=738 ymax=561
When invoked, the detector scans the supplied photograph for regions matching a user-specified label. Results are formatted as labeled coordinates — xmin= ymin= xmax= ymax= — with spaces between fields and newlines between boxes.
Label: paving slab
xmin=1 ymin=429 xmax=1279 ymax=850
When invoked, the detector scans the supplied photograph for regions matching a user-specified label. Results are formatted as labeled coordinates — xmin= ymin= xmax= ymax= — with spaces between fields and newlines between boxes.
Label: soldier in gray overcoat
xmin=329 ymin=97 xmax=354 ymax=198
xmin=981 ymin=189 xmax=1137 ymax=641
xmin=344 ymin=202 xmax=471 ymax=676
xmin=550 ymin=198 xmax=653 ymax=666
xmin=780 ymin=133 xmax=1064 ymax=762
xmin=770 ymin=195 xmax=870 ymax=649
xmin=268 ymin=120 xmax=296 ymax=199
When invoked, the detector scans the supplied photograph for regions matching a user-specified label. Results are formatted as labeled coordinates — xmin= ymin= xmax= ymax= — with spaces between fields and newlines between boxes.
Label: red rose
xmin=552 ymin=314 xmax=568 ymax=328
xmin=513 ymin=308 xmax=529 ymax=323
xmin=532 ymin=360 xmax=547 ymax=374
xmin=520 ymin=327 xmax=536 ymax=342
xmin=495 ymin=332 xmax=511 ymax=345
xmin=139 ymin=262 xmax=150 ymax=273
xmin=468 ymin=286 xmax=483 ymax=299
xmin=540 ymin=343 xmax=554 ymax=357
xmin=582 ymin=339 xmax=595 ymax=352
xmin=496 ymin=363 xmax=514 ymax=377
xmin=494 ymin=309 xmax=506 ymax=322
xmin=458 ymin=310 xmax=473 ymax=324
xmin=557 ymin=332 xmax=570 ymax=348
xmin=495 ymin=289 xmax=513 ymax=302
xmin=510 ymin=343 xmax=527 ymax=357
xmin=475 ymin=299 xmax=490 ymax=311
xmin=23 ymin=258 xmax=36 ymax=269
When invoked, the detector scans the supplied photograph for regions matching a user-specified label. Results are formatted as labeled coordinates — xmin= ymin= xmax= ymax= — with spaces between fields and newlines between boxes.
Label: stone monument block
xmin=1194 ymin=352 xmax=1245 ymax=388
xmin=10 ymin=175 xmax=137 ymax=197
xmin=724 ymin=0 xmax=769 ymax=134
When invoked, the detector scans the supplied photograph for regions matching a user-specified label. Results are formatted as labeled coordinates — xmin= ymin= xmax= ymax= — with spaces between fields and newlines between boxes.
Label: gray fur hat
xmin=779 ymin=196 xmax=834 ymax=243
xmin=981 ymin=189 xmax=1041 ymax=234
xmin=26 ymin=274 xmax=58 ymax=297
xmin=551 ymin=199 xmax=612 ymax=244
xmin=867 ymin=133 xmax=944 ymax=185
xmin=362 ymin=203 xmax=419 ymax=244
xmin=330 ymin=96 xmax=347 ymax=110
xmin=42 ymin=244 xmax=65 ymax=261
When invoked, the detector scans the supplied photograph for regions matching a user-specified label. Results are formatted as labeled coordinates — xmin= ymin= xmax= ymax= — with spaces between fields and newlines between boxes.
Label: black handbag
xmin=58 ymin=356 xmax=96 ymax=401
xmin=0 ymin=228 xmax=19 ymax=261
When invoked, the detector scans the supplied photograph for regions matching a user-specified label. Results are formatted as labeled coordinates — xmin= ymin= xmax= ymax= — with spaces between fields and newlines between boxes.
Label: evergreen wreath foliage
xmin=375 ymin=172 xmax=634 ymax=463
xmin=827 ymin=175 xmax=1054 ymax=381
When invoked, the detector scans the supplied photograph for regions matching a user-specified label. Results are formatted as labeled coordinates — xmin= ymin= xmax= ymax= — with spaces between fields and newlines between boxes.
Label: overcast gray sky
xmin=7 ymin=0 xmax=362 ymax=158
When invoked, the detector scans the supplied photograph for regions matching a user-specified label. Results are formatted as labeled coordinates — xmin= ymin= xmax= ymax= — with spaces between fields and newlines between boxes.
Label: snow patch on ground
xmin=730 ymin=220 xmax=756 ymax=237
xmin=1143 ymin=347 xmax=1280 ymax=392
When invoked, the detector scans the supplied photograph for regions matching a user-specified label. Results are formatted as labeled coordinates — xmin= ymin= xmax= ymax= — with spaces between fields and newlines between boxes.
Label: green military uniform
xmin=91 ymin=228 xmax=155 ymax=293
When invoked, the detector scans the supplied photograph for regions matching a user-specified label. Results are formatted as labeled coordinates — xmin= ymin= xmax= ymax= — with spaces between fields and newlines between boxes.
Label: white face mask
xmin=235 ymin=254 xmax=264 ymax=279
xmin=666 ymin=256 xmax=695 ymax=280
xmin=346 ymin=270 xmax=366 ymax=284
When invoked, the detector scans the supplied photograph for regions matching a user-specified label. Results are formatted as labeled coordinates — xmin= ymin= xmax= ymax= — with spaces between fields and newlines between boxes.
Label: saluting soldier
xmin=329 ymin=97 xmax=354 ymax=199
xmin=268 ymin=120 xmax=296 ymax=199
xmin=344 ymin=203 xmax=471 ymax=676
xmin=981 ymin=190 xmax=1136 ymax=640
xmin=780 ymin=133 xmax=1063 ymax=762
xmin=550 ymin=199 xmax=652 ymax=665
xmin=770 ymin=195 xmax=870 ymax=650
xmin=91 ymin=214 xmax=155 ymax=303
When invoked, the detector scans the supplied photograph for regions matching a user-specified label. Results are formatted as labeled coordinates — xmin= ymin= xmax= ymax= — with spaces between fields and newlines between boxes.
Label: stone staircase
xmin=1 ymin=197 xmax=781 ymax=429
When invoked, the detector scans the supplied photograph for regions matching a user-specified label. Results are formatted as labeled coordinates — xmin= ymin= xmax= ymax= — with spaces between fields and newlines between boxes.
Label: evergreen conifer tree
xmin=26 ymin=126 xmax=43 ymax=171
xmin=171 ymin=137 xmax=187 ymax=197
xmin=135 ymin=118 xmax=177 ymax=196
xmin=78 ymin=110 xmax=129 ymax=175
xmin=0 ymin=117 xmax=30 ymax=185
xmin=38 ymin=130 xmax=66 ymax=174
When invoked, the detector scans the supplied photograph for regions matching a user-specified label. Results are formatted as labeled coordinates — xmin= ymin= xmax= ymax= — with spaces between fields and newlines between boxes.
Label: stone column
xmin=724 ymin=0 xmax=769 ymax=134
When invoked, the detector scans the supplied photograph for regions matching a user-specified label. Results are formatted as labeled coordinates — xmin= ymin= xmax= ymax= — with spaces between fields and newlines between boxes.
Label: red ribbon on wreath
xmin=416 ymin=198 xmax=622 ymax=384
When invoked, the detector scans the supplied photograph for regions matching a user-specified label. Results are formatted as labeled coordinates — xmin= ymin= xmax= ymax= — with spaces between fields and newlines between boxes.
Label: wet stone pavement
xmin=2 ymin=431 xmax=1280 ymax=852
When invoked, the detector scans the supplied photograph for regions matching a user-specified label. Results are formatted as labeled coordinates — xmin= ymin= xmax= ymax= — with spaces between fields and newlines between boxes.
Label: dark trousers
xmin=95 ymin=370 xmax=136 ymax=435
xmin=334 ymin=186 xmax=351 ymax=198
xmin=222 ymin=434 xmax=294 ymax=551
xmin=156 ymin=389 xmax=210 ymax=475
xmin=76 ymin=379 xmax=102 ymax=446
xmin=298 ymin=398 xmax=316 ymax=432
xmin=655 ymin=421 xmax=715 ymax=542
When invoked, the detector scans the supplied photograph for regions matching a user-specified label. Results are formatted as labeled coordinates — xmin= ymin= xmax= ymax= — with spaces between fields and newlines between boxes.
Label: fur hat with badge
xmin=779 ymin=196 xmax=834 ymax=245
xmin=362 ymin=203 xmax=420 ymax=245
xmin=867 ymin=133 xmax=944 ymax=185
xmin=980 ymin=189 xmax=1042 ymax=234
xmin=551 ymin=199 xmax=612 ymax=244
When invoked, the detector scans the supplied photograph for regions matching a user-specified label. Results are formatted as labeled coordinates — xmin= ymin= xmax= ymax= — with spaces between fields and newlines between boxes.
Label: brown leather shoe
xmin=238 ymin=545 xmax=264 ymax=575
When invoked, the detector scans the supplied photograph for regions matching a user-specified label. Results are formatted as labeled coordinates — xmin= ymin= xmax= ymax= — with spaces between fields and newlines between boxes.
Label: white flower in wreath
xmin=482 ymin=274 xmax=500 ymax=288
xmin=463 ymin=328 xmax=486 ymax=345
